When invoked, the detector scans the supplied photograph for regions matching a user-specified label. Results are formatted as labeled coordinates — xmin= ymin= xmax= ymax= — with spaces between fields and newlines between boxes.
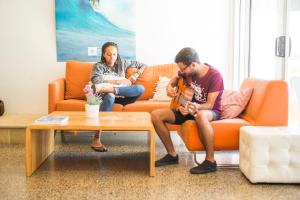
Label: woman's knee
xmin=134 ymin=85 xmax=145 ymax=96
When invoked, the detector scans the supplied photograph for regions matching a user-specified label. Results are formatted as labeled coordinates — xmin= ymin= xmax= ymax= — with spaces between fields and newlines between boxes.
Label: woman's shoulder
xmin=93 ymin=61 xmax=106 ymax=68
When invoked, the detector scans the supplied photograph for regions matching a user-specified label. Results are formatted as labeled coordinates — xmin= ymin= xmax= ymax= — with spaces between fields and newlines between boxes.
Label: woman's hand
xmin=166 ymin=84 xmax=177 ymax=97
xmin=118 ymin=79 xmax=132 ymax=86
xmin=178 ymin=106 xmax=189 ymax=116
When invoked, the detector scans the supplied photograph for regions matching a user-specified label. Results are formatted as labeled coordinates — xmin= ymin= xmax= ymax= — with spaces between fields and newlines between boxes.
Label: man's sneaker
xmin=190 ymin=160 xmax=217 ymax=174
xmin=155 ymin=154 xmax=179 ymax=167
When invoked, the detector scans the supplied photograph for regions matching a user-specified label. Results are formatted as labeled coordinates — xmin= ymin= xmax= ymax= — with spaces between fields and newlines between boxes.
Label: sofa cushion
xmin=179 ymin=118 xmax=251 ymax=151
xmin=150 ymin=76 xmax=172 ymax=101
xmin=134 ymin=64 xmax=178 ymax=100
xmin=65 ymin=61 xmax=94 ymax=100
xmin=56 ymin=99 xmax=123 ymax=111
xmin=220 ymin=88 xmax=253 ymax=119
xmin=123 ymin=100 xmax=170 ymax=113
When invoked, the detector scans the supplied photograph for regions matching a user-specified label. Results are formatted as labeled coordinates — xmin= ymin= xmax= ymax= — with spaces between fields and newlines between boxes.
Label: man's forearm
xmin=195 ymin=102 xmax=214 ymax=110
xmin=168 ymin=76 xmax=179 ymax=87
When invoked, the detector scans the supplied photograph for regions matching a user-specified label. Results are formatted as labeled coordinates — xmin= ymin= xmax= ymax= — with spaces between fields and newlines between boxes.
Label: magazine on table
xmin=34 ymin=115 xmax=69 ymax=125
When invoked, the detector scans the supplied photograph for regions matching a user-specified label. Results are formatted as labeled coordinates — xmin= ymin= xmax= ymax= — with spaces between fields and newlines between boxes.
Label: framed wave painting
xmin=55 ymin=0 xmax=136 ymax=62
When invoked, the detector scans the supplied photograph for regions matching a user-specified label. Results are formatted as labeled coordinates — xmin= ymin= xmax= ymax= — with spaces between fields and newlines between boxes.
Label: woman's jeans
xmin=99 ymin=85 xmax=145 ymax=111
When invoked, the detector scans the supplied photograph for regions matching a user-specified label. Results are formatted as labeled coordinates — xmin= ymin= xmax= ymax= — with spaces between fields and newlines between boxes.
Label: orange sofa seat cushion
xmin=65 ymin=61 xmax=94 ymax=100
xmin=56 ymin=99 xmax=123 ymax=111
xmin=179 ymin=118 xmax=251 ymax=151
xmin=123 ymin=100 xmax=171 ymax=113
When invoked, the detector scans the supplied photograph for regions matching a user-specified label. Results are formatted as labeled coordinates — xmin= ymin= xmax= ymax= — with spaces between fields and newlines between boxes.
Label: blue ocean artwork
xmin=55 ymin=0 xmax=136 ymax=62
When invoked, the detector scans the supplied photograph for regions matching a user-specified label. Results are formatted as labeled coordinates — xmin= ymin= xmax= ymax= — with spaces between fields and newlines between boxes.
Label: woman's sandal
xmin=91 ymin=145 xmax=108 ymax=152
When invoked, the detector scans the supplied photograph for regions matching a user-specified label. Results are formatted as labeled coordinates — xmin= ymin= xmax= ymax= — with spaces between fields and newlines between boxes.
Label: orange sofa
xmin=49 ymin=61 xmax=288 ymax=151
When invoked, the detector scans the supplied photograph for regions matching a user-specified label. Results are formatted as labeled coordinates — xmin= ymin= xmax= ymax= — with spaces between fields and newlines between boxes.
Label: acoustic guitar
xmin=170 ymin=78 xmax=196 ymax=114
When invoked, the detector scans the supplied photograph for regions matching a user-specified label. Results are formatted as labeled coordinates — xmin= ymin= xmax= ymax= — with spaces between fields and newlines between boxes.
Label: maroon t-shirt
xmin=178 ymin=63 xmax=224 ymax=116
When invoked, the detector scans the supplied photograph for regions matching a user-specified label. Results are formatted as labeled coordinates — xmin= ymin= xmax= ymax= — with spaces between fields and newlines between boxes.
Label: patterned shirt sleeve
xmin=123 ymin=60 xmax=147 ymax=72
xmin=90 ymin=62 xmax=106 ymax=84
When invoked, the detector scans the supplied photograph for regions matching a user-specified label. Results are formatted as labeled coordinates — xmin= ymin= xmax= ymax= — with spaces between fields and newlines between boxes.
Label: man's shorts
xmin=171 ymin=109 xmax=220 ymax=125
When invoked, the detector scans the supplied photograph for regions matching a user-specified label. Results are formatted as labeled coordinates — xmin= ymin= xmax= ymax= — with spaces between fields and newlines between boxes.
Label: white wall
xmin=0 ymin=0 xmax=64 ymax=114
xmin=0 ymin=0 xmax=232 ymax=114
xmin=136 ymin=0 xmax=231 ymax=73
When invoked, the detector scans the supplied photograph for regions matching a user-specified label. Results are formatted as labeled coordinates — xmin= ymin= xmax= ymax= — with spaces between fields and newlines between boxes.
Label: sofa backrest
xmin=65 ymin=61 xmax=94 ymax=100
xmin=240 ymin=78 xmax=288 ymax=126
xmin=65 ymin=60 xmax=179 ymax=100
xmin=134 ymin=63 xmax=178 ymax=100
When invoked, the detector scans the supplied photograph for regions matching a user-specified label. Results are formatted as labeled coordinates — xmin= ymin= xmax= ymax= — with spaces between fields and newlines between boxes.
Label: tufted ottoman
xmin=239 ymin=126 xmax=300 ymax=183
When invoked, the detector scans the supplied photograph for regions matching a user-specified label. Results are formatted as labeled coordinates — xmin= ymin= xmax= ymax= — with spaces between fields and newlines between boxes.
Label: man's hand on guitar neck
xmin=166 ymin=84 xmax=178 ymax=98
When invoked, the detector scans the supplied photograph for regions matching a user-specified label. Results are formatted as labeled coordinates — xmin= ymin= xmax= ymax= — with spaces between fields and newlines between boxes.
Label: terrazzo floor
xmin=0 ymin=132 xmax=299 ymax=200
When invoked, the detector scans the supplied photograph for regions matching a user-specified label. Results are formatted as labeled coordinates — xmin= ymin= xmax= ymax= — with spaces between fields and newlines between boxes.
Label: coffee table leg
xmin=149 ymin=128 xmax=155 ymax=177
xmin=26 ymin=128 xmax=54 ymax=176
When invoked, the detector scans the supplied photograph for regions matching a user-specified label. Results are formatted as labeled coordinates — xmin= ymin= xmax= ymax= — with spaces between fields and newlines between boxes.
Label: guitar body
xmin=170 ymin=78 xmax=194 ymax=110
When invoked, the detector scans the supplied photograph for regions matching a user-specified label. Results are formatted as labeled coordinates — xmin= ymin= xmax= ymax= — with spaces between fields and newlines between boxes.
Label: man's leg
xmin=151 ymin=109 xmax=179 ymax=167
xmin=190 ymin=110 xmax=217 ymax=174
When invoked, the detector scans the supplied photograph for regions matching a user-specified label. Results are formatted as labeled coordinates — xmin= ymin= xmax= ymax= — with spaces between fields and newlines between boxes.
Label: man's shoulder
xmin=205 ymin=64 xmax=223 ymax=78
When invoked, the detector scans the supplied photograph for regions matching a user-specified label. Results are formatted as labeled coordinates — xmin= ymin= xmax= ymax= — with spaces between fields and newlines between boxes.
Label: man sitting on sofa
xmin=151 ymin=47 xmax=224 ymax=174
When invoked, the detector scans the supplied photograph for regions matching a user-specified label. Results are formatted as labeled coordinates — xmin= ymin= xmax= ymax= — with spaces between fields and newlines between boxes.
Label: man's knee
xmin=151 ymin=110 xmax=161 ymax=123
xmin=195 ymin=111 xmax=209 ymax=123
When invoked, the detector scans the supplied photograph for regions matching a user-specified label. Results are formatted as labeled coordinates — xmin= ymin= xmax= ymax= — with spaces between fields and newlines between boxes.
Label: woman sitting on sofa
xmin=90 ymin=41 xmax=147 ymax=152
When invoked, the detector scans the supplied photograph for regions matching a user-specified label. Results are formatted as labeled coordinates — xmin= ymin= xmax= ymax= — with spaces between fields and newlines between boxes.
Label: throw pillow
xmin=150 ymin=76 xmax=172 ymax=101
xmin=220 ymin=88 xmax=253 ymax=119
xmin=65 ymin=61 xmax=94 ymax=100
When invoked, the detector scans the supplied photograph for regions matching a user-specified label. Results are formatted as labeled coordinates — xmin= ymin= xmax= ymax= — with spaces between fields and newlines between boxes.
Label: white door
xmin=286 ymin=0 xmax=300 ymax=128
xmin=249 ymin=0 xmax=288 ymax=80
xmin=249 ymin=0 xmax=300 ymax=127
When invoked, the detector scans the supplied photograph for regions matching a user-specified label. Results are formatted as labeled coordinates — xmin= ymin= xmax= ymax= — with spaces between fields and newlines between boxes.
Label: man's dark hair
xmin=174 ymin=47 xmax=201 ymax=66
xmin=101 ymin=42 xmax=121 ymax=63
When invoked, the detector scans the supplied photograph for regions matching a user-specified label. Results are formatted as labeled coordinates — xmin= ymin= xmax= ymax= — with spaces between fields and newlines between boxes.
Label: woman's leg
xmin=91 ymin=93 xmax=115 ymax=152
xmin=91 ymin=131 xmax=107 ymax=152
xmin=115 ymin=85 xmax=144 ymax=105
xmin=100 ymin=93 xmax=115 ymax=111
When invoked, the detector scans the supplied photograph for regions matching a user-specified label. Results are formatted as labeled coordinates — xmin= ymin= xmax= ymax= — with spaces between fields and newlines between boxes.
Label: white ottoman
xmin=239 ymin=126 xmax=300 ymax=183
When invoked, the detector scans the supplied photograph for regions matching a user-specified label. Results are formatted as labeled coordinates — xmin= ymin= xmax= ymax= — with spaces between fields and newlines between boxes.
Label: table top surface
xmin=27 ymin=111 xmax=154 ymax=131
xmin=0 ymin=114 xmax=44 ymax=128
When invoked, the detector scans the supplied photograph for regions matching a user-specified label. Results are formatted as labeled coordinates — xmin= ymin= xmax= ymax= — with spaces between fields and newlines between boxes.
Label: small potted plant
xmin=83 ymin=84 xmax=102 ymax=118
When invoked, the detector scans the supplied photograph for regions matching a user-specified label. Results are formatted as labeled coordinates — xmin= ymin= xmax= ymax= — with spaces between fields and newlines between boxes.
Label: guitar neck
xmin=178 ymin=95 xmax=187 ymax=107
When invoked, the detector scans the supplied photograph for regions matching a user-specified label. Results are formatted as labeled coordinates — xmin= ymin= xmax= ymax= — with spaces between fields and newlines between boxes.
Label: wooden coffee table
xmin=26 ymin=111 xmax=156 ymax=177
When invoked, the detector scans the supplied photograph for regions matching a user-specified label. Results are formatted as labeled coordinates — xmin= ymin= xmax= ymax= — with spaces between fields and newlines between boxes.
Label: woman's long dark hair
xmin=100 ymin=42 xmax=121 ymax=64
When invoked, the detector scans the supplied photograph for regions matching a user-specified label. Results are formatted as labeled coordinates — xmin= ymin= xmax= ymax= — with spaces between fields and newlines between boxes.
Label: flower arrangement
xmin=83 ymin=84 xmax=102 ymax=105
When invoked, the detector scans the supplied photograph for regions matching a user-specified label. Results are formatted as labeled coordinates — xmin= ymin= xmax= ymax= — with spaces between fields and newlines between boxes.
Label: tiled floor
xmin=0 ymin=132 xmax=299 ymax=200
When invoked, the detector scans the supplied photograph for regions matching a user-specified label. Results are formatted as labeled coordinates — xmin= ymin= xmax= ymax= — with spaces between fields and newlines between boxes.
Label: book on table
xmin=34 ymin=115 xmax=69 ymax=125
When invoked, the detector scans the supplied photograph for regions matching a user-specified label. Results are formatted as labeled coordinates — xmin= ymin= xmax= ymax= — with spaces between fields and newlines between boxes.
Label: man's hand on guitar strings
xmin=186 ymin=102 xmax=197 ymax=116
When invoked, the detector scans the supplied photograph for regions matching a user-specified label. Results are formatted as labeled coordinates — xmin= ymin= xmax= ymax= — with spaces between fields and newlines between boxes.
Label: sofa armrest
xmin=240 ymin=79 xmax=288 ymax=126
xmin=48 ymin=78 xmax=65 ymax=113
